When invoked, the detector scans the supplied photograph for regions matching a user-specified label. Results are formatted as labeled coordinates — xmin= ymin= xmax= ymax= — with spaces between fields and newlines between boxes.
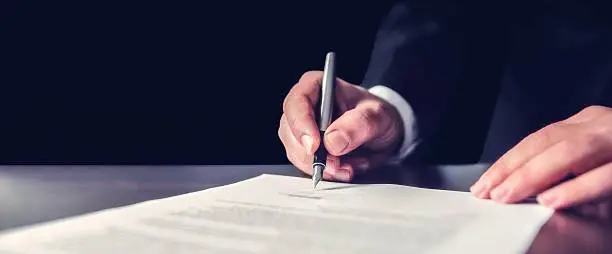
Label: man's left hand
xmin=470 ymin=106 xmax=612 ymax=210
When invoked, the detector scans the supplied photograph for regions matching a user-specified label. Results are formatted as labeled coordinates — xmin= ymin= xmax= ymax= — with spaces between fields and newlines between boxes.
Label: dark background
xmin=1 ymin=1 xmax=397 ymax=164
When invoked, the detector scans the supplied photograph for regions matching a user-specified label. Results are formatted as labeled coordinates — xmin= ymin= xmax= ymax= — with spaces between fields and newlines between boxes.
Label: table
xmin=0 ymin=164 xmax=610 ymax=253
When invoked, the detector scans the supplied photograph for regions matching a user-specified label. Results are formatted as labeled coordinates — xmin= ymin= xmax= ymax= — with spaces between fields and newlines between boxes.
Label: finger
xmin=537 ymin=162 xmax=612 ymax=210
xmin=283 ymin=76 xmax=320 ymax=154
xmin=279 ymin=114 xmax=333 ymax=180
xmin=278 ymin=115 xmax=348 ymax=181
xmin=287 ymin=71 xmax=324 ymax=105
xmin=488 ymin=135 xmax=611 ymax=203
xmin=283 ymin=71 xmax=356 ymax=155
xmin=283 ymin=137 xmax=336 ymax=181
xmin=324 ymin=99 xmax=395 ymax=156
xmin=279 ymin=114 xmax=325 ymax=177
xmin=471 ymin=123 xmax=568 ymax=198
xmin=564 ymin=106 xmax=611 ymax=124
xmin=331 ymin=162 xmax=355 ymax=182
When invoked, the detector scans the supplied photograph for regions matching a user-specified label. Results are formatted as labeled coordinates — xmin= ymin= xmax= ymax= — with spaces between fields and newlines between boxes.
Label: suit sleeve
xmin=360 ymin=0 xmax=471 ymax=163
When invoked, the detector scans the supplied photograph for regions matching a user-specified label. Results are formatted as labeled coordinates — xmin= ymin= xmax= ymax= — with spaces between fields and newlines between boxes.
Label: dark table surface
xmin=0 ymin=164 xmax=611 ymax=253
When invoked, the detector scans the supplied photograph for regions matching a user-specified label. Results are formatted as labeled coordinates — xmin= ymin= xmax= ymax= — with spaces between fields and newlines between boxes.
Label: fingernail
xmin=471 ymin=181 xmax=491 ymax=199
xmin=537 ymin=192 xmax=558 ymax=208
xmin=334 ymin=169 xmax=351 ymax=182
xmin=470 ymin=182 xmax=485 ymax=196
xmin=490 ymin=187 xmax=508 ymax=202
xmin=325 ymin=130 xmax=349 ymax=154
xmin=300 ymin=134 xmax=314 ymax=154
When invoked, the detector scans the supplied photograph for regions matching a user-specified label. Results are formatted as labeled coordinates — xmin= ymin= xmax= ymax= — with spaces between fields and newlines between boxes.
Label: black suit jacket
xmin=361 ymin=0 xmax=612 ymax=164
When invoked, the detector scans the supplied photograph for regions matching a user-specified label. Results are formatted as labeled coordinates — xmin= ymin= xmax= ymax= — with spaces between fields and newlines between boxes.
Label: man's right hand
xmin=278 ymin=71 xmax=405 ymax=182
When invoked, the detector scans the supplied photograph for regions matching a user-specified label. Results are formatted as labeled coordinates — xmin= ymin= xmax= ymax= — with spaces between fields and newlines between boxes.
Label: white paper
xmin=0 ymin=174 xmax=553 ymax=254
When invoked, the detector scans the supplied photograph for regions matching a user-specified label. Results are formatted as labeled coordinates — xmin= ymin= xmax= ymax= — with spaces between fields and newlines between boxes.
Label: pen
xmin=312 ymin=52 xmax=336 ymax=189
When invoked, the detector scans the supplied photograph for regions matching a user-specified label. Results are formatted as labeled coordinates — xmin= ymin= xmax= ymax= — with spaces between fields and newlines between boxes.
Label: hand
xmin=278 ymin=71 xmax=403 ymax=182
xmin=470 ymin=106 xmax=612 ymax=210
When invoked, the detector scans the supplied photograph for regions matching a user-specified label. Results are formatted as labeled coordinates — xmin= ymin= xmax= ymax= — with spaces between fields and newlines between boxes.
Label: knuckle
xmin=299 ymin=71 xmax=322 ymax=82
xmin=555 ymin=139 xmax=576 ymax=158
xmin=500 ymin=158 xmax=521 ymax=174
xmin=282 ymin=95 xmax=290 ymax=113
xmin=282 ymin=92 xmax=295 ymax=113
xmin=283 ymin=98 xmax=314 ymax=131
xmin=368 ymin=100 xmax=387 ymax=117
xmin=498 ymin=144 xmax=529 ymax=170
xmin=277 ymin=126 xmax=283 ymax=140
xmin=495 ymin=157 xmax=514 ymax=173
xmin=278 ymin=126 xmax=286 ymax=143
xmin=286 ymin=151 xmax=296 ymax=163
xmin=532 ymin=123 xmax=563 ymax=146
xmin=287 ymin=110 xmax=312 ymax=130
xmin=588 ymin=116 xmax=612 ymax=138
xmin=514 ymin=170 xmax=530 ymax=183
xmin=288 ymin=151 xmax=310 ymax=169
xmin=298 ymin=110 xmax=314 ymax=121
xmin=283 ymin=89 xmax=307 ymax=114
xmin=279 ymin=139 xmax=292 ymax=155
xmin=541 ymin=122 xmax=563 ymax=134
xmin=488 ymin=158 xmax=519 ymax=180
xmin=491 ymin=169 xmax=513 ymax=184
xmin=571 ymin=133 xmax=609 ymax=156
xmin=514 ymin=165 xmax=536 ymax=186
xmin=356 ymin=109 xmax=378 ymax=137
xmin=277 ymin=115 xmax=287 ymax=140
xmin=592 ymin=123 xmax=612 ymax=137
xmin=578 ymin=133 xmax=602 ymax=149
xmin=485 ymin=170 xmax=503 ymax=183
xmin=551 ymin=131 xmax=598 ymax=149
xmin=581 ymin=105 xmax=611 ymax=115
xmin=287 ymin=114 xmax=298 ymax=130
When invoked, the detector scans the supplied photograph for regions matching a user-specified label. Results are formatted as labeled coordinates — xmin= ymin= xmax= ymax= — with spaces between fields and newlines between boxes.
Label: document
xmin=0 ymin=174 xmax=553 ymax=254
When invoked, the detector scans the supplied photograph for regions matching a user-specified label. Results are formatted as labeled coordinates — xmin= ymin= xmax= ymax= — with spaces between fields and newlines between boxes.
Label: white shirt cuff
xmin=367 ymin=85 xmax=419 ymax=164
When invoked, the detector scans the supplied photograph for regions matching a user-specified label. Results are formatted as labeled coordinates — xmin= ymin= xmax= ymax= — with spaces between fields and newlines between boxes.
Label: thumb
xmin=323 ymin=100 xmax=398 ymax=156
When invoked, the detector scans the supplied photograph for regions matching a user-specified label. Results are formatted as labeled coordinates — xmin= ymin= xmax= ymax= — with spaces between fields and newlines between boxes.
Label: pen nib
xmin=312 ymin=164 xmax=323 ymax=190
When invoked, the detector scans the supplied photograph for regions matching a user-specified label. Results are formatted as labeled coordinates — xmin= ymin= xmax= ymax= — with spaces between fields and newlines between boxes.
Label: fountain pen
xmin=312 ymin=52 xmax=336 ymax=189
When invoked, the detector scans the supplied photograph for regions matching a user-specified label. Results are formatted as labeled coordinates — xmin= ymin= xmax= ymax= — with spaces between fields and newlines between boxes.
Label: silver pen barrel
xmin=312 ymin=52 xmax=336 ymax=189
xmin=318 ymin=52 xmax=335 ymax=131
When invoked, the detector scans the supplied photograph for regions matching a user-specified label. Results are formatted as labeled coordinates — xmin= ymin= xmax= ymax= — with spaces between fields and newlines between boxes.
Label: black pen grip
xmin=313 ymin=131 xmax=327 ymax=168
